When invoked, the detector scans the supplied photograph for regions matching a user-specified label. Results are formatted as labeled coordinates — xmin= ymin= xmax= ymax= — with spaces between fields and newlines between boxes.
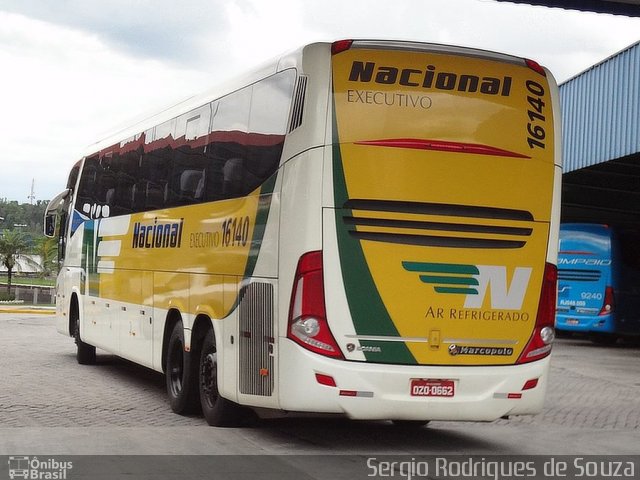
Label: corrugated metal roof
xmin=560 ymin=40 xmax=640 ymax=172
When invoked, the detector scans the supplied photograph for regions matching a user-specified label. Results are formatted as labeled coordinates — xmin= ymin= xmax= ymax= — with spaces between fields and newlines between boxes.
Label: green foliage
xmin=33 ymin=236 xmax=58 ymax=277
xmin=0 ymin=201 xmax=57 ymax=299
xmin=0 ymin=199 xmax=47 ymax=236
xmin=0 ymin=229 xmax=28 ymax=293
xmin=0 ymin=200 xmax=56 ymax=273
xmin=0 ymin=292 xmax=15 ymax=302
xmin=0 ymin=229 xmax=29 ymax=269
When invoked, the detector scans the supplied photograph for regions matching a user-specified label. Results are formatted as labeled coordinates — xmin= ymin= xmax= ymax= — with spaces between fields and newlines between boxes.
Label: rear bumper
xmin=555 ymin=313 xmax=613 ymax=333
xmin=278 ymin=339 xmax=550 ymax=421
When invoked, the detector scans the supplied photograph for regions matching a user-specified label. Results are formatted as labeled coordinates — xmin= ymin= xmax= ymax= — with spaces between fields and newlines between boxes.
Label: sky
xmin=1 ymin=0 xmax=639 ymax=204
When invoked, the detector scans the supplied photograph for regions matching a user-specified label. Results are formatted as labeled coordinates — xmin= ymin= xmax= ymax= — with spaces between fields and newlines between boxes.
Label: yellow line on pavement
xmin=0 ymin=308 xmax=55 ymax=315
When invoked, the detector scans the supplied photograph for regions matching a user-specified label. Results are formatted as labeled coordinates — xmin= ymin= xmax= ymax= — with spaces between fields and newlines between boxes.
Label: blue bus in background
xmin=556 ymin=223 xmax=640 ymax=343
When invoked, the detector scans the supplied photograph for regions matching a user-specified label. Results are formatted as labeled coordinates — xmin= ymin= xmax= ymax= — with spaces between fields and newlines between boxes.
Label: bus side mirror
xmin=44 ymin=213 xmax=56 ymax=238
xmin=43 ymin=189 xmax=70 ymax=238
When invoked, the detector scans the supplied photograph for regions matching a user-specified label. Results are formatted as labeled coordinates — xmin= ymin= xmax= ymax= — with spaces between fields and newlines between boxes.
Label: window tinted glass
xmin=74 ymin=70 xmax=295 ymax=217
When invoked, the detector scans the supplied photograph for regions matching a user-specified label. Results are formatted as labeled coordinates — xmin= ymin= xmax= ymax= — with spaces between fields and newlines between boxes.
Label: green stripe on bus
xmin=434 ymin=287 xmax=479 ymax=295
xmin=242 ymin=174 xmax=277 ymax=280
xmin=332 ymin=94 xmax=416 ymax=365
xmin=402 ymin=261 xmax=479 ymax=275
xmin=419 ymin=275 xmax=479 ymax=286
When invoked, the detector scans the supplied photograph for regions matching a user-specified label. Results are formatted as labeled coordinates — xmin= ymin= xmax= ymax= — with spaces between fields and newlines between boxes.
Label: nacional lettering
xmin=348 ymin=60 xmax=512 ymax=97
xmin=132 ymin=218 xmax=184 ymax=249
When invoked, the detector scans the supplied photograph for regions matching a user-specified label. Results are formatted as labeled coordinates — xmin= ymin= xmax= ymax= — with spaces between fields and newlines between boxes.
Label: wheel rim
xmin=169 ymin=339 xmax=184 ymax=396
xmin=200 ymin=351 xmax=219 ymax=408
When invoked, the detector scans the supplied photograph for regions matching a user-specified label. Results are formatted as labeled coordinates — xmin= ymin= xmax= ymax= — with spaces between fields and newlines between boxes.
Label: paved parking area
xmin=0 ymin=313 xmax=639 ymax=455
xmin=0 ymin=314 xmax=199 ymax=428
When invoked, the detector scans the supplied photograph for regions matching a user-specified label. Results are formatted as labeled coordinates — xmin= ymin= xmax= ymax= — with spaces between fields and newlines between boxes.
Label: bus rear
xmin=556 ymin=223 xmax=640 ymax=341
xmin=556 ymin=224 xmax=615 ymax=335
xmin=280 ymin=41 xmax=561 ymax=422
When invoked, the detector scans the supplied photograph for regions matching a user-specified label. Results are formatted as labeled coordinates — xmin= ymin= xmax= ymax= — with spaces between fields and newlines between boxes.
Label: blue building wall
xmin=560 ymin=41 xmax=640 ymax=173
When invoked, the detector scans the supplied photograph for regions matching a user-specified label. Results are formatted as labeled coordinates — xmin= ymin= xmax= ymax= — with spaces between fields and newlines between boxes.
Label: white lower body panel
xmin=278 ymin=339 xmax=549 ymax=421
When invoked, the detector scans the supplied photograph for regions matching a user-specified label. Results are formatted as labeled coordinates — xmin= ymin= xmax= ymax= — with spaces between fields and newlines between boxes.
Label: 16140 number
xmin=526 ymin=80 xmax=546 ymax=150
xmin=221 ymin=216 xmax=250 ymax=247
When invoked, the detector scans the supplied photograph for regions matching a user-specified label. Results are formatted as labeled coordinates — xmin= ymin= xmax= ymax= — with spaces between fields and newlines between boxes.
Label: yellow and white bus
xmin=45 ymin=40 xmax=562 ymax=427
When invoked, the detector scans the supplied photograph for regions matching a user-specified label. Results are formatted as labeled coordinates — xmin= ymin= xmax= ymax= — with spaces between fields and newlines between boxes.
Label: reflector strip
xmin=345 ymin=334 xmax=429 ymax=343
xmin=339 ymin=390 xmax=374 ymax=398
xmin=494 ymin=393 xmax=523 ymax=399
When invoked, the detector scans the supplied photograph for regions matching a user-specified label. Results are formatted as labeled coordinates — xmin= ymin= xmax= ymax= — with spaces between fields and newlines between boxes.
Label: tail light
xmin=331 ymin=40 xmax=353 ymax=55
xmin=287 ymin=251 xmax=343 ymax=359
xmin=525 ymin=58 xmax=547 ymax=77
xmin=517 ymin=263 xmax=557 ymax=364
xmin=599 ymin=286 xmax=615 ymax=316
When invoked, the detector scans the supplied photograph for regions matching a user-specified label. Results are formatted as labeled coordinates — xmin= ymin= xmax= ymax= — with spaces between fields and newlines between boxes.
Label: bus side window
xmin=76 ymin=155 xmax=99 ymax=216
xmin=209 ymin=86 xmax=251 ymax=200
xmin=139 ymin=150 xmax=169 ymax=211
xmin=66 ymin=162 xmax=81 ymax=191
xmin=222 ymin=157 xmax=245 ymax=197
xmin=245 ymin=70 xmax=295 ymax=192
xmin=178 ymin=169 xmax=205 ymax=203
xmin=97 ymin=167 xmax=115 ymax=207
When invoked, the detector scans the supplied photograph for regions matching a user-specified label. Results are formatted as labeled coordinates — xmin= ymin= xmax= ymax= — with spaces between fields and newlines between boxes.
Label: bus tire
xmin=391 ymin=420 xmax=430 ymax=428
xmin=199 ymin=329 xmax=244 ymax=427
xmin=166 ymin=322 xmax=199 ymax=414
xmin=74 ymin=319 xmax=96 ymax=365
xmin=590 ymin=333 xmax=618 ymax=345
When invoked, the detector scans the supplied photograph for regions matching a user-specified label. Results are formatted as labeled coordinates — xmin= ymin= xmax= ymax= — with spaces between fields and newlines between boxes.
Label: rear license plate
xmin=566 ymin=318 xmax=579 ymax=325
xmin=410 ymin=379 xmax=455 ymax=397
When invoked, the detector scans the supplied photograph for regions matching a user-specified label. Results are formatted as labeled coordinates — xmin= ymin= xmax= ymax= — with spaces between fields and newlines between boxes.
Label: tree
xmin=33 ymin=236 xmax=58 ymax=277
xmin=0 ymin=229 xmax=30 ymax=296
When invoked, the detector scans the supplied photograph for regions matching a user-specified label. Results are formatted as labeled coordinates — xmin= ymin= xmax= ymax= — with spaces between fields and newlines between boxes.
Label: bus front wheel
xmin=199 ymin=329 xmax=244 ymax=427
xmin=74 ymin=319 xmax=96 ymax=365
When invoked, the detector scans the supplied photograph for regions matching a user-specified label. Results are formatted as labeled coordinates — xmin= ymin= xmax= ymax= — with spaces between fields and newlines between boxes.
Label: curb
xmin=0 ymin=307 xmax=56 ymax=315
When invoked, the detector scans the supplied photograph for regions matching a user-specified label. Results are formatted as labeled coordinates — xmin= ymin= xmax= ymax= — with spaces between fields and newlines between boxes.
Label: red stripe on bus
xmin=354 ymin=138 xmax=531 ymax=159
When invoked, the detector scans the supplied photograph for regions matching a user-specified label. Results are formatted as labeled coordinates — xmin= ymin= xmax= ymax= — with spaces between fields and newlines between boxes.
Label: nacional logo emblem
xmin=402 ymin=261 xmax=532 ymax=310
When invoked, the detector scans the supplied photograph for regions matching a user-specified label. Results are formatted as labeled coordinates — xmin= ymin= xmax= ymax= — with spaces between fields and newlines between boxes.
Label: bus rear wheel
xmin=199 ymin=329 xmax=244 ymax=427
xmin=391 ymin=420 xmax=430 ymax=428
xmin=590 ymin=333 xmax=618 ymax=345
xmin=166 ymin=322 xmax=199 ymax=414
